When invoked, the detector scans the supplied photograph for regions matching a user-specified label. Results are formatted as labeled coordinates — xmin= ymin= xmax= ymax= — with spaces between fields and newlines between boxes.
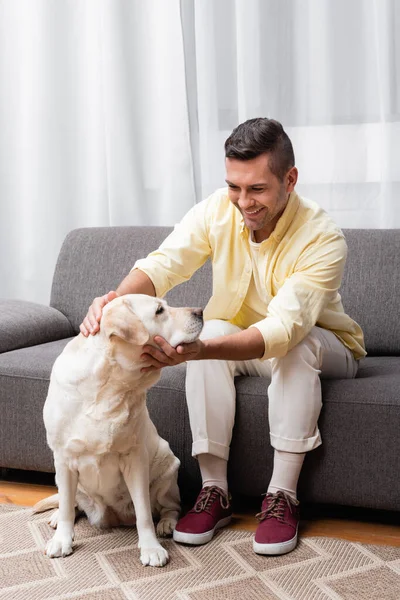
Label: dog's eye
xmin=155 ymin=305 xmax=164 ymax=316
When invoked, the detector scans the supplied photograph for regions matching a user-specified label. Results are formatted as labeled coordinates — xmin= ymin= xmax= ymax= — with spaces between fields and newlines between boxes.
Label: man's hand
xmin=140 ymin=337 xmax=204 ymax=372
xmin=79 ymin=291 xmax=119 ymax=337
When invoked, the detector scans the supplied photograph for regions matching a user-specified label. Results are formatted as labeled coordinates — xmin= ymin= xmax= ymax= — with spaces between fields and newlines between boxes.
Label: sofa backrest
xmin=340 ymin=229 xmax=400 ymax=355
xmin=51 ymin=227 xmax=400 ymax=355
xmin=50 ymin=226 xmax=212 ymax=334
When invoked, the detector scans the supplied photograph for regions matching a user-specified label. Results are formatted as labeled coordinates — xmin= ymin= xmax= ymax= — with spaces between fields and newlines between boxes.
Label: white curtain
xmin=0 ymin=0 xmax=196 ymax=304
xmin=1 ymin=0 xmax=399 ymax=304
xmin=187 ymin=0 xmax=400 ymax=228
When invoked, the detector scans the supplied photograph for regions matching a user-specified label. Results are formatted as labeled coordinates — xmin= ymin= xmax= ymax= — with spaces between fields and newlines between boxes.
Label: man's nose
xmin=238 ymin=193 xmax=254 ymax=209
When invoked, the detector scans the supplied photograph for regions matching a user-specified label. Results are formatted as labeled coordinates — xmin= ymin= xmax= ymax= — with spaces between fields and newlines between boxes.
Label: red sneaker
xmin=173 ymin=486 xmax=232 ymax=545
xmin=253 ymin=491 xmax=300 ymax=555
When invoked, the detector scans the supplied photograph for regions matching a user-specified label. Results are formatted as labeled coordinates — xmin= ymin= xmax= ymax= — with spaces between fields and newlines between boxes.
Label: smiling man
xmin=81 ymin=118 xmax=366 ymax=556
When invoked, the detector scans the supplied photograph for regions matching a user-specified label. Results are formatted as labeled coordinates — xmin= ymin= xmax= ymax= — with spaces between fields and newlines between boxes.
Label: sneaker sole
xmin=253 ymin=529 xmax=298 ymax=556
xmin=173 ymin=515 xmax=232 ymax=545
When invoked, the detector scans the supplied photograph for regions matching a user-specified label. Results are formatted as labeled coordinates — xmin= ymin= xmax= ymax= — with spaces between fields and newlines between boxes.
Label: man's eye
xmin=155 ymin=306 xmax=164 ymax=316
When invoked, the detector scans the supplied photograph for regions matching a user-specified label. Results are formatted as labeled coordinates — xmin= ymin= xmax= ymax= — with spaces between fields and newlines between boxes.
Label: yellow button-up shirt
xmin=133 ymin=188 xmax=366 ymax=361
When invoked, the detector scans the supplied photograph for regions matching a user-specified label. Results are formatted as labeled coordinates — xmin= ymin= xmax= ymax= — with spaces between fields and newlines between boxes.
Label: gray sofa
xmin=1 ymin=227 xmax=399 ymax=511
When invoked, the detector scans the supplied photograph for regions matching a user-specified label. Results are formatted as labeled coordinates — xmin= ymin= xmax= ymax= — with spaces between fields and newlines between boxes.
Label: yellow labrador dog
xmin=33 ymin=294 xmax=203 ymax=567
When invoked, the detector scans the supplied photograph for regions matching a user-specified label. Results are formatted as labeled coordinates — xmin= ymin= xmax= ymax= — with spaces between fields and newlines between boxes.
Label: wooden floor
xmin=1 ymin=469 xmax=399 ymax=548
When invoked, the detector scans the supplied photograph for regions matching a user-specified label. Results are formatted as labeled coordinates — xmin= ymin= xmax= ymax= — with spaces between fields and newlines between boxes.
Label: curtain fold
xmin=0 ymin=0 xmax=196 ymax=303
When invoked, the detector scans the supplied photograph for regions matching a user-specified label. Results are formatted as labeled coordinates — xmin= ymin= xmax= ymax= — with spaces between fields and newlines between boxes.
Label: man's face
xmin=225 ymin=153 xmax=297 ymax=242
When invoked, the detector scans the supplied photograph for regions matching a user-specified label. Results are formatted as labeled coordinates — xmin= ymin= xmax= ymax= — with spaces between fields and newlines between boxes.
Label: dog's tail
xmin=32 ymin=493 xmax=59 ymax=514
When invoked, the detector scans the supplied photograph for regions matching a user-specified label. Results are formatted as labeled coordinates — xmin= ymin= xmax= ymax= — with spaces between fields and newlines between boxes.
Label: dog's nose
xmin=192 ymin=308 xmax=203 ymax=318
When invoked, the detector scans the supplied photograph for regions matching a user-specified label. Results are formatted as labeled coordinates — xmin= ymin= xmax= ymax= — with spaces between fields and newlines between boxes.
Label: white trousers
xmin=185 ymin=320 xmax=359 ymax=459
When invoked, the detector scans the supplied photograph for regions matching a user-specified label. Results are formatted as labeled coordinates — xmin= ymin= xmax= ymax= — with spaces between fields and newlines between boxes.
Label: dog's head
xmin=101 ymin=294 xmax=204 ymax=350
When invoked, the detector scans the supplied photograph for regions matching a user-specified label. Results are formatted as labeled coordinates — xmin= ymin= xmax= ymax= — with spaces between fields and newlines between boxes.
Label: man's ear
xmin=102 ymin=301 xmax=150 ymax=345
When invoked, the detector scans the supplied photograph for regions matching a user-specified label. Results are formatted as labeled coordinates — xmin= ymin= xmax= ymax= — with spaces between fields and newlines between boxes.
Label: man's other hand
xmin=140 ymin=337 xmax=204 ymax=372
xmin=79 ymin=291 xmax=119 ymax=337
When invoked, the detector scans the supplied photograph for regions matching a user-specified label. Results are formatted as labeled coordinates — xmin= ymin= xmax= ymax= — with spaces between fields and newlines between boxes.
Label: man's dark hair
xmin=224 ymin=118 xmax=295 ymax=182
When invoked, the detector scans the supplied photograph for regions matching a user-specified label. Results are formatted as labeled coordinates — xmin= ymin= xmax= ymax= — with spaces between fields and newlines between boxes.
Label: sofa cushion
xmin=50 ymin=227 xmax=170 ymax=333
xmin=0 ymin=300 xmax=74 ymax=354
xmin=140 ymin=356 xmax=400 ymax=510
xmin=299 ymin=355 xmax=400 ymax=511
xmin=0 ymin=338 xmax=200 ymax=494
xmin=0 ymin=338 xmax=72 ymax=472
xmin=2 ymin=339 xmax=399 ymax=510
xmin=341 ymin=230 xmax=400 ymax=355
xmin=230 ymin=356 xmax=400 ymax=511
xmin=50 ymin=227 xmax=213 ymax=335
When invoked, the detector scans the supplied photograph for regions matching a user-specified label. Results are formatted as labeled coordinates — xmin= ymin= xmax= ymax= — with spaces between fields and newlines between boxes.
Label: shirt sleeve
xmin=131 ymin=198 xmax=212 ymax=298
xmin=250 ymin=231 xmax=348 ymax=360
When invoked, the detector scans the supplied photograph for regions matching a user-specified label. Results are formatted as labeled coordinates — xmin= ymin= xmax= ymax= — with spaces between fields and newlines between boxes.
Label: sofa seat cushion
xmin=151 ymin=357 xmax=400 ymax=510
xmin=230 ymin=356 xmax=400 ymax=510
xmin=0 ymin=338 xmax=73 ymax=472
xmin=1 ymin=344 xmax=399 ymax=510
xmin=300 ymin=356 xmax=400 ymax=511
xmin=0 ymin=338 xmax=73 ymax=380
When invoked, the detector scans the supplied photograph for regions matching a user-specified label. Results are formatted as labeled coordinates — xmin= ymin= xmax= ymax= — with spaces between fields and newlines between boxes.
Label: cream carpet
xmin=0 ymin=504 xmax=400 ymax=600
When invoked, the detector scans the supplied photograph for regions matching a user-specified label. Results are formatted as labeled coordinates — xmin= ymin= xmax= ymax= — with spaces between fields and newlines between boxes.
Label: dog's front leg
xmin=120 ymin=448 xmax=169 ymax=567
xmin=45 ymin=461 xmax=78 ymax=558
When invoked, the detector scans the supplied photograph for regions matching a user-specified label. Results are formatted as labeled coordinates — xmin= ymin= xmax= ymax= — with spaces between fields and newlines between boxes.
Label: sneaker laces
xmin=255 ymin=490 xmax=299 ymax=523
xmin=194 ymin=486 xmax=230 ymax=512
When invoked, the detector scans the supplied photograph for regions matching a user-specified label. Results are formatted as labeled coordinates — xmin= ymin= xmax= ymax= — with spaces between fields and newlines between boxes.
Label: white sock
xmin=198 ymin=454 xmax=228 ymax=494
xmin=267 ymin=450 xmax=305 ymax=501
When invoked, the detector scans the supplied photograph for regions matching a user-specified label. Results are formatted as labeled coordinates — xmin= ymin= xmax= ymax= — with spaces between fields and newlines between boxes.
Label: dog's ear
xmin=102 ymin=300 xmax=150 ymax=345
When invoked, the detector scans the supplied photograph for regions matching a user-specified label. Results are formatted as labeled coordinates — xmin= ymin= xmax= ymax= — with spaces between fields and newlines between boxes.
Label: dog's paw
xmin=45 ymin=533 xmax=73 ymax=558
xmin=48 ymin=510 xmax=59 ymax=529
xmin=156 ymin=517 xmax=177 ymax=537
xmin=140 ymin=544 xmax=169 ymax=567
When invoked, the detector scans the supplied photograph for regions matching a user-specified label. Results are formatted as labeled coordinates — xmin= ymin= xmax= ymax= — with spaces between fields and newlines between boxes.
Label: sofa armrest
xmin=0 ymin=299 xmax=75 ymax=354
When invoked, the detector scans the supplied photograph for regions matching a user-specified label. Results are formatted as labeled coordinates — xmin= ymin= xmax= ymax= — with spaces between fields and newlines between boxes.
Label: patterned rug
xmin=1 ymin=504 xmax=400 ymax=600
